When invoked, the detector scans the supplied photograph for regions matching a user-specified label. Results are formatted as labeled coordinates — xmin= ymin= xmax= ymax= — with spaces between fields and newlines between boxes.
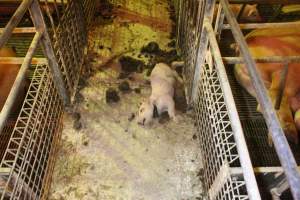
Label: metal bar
xmin=0 ymin=57 xmax=47 ymax=65
xmin=275 ymin=63 xmax=289 ymax=110
xmin=223 ymin=56 xmax=300 ymax=64
xmin=0 ymin=31 xmax=42 ymax=135
xmin=221 ymin=0 xmax=300 ymax=199
xmin=0 ymin=27 xmax=36 ymax=34
xmin=191 ymin=0 xmax=216 ymax=103
xmin=236 ymin=3 xmax=246 ymax=22
xmin=214 ymin=3 xmax=225 ymax=40
xmin=231 ymin=166 xmax=300 ymax=174
xmin=204 ymin=19 xmax=261 ymax=200
xmin=42 ymin=1 xmax=73 ymax=92
xmin=216 ymin=0 xmax=300 ymax=4
xmin=222 ymin=21 xmax=300 ymax=30
xmin=29 ymin=0 xmax=70 ymax=105
xmin=0 ymin=0 xmax=34 ymax=48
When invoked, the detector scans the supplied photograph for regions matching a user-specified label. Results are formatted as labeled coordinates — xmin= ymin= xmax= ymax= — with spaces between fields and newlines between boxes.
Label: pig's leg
xmin=268 ymin=87 xmax=298 ymax=145
xmin=172 ymin=70 xmax=183 ymax=85
xmin=166 ymin=98 xmax=177 ymax=122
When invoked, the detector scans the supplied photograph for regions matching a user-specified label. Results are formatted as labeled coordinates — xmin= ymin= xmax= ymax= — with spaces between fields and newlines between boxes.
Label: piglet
xmin=137 ymin=62 xmax=183 ymax=126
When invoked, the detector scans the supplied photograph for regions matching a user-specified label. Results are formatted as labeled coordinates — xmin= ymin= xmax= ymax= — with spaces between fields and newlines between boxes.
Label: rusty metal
xmin=0 ymin=0 xmax=34 ymax=49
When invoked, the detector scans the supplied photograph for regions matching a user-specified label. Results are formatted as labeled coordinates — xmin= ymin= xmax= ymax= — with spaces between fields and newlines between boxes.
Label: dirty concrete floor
xmin=49 ymin=0 xmax=204 ymax=199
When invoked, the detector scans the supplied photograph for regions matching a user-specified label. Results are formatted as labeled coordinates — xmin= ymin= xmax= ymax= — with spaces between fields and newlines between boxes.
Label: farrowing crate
xmin=0 ymin=0 xmax=96 ymax=199
xmin=174 ymin=0 xmax=300 ymax=199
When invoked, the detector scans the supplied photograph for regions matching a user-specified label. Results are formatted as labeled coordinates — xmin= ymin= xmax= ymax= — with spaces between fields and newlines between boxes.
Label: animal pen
xmin=0 ymin=0 xmax=299 ymax=200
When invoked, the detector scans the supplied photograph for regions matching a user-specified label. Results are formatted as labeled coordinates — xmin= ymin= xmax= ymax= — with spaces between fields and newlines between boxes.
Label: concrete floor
xmin=49 ymin=0 xmax=205 ymax=199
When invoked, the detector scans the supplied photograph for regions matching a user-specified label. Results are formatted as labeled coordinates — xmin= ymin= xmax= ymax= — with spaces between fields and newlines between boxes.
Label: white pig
xmin=137 ymin=62 xmax=183 ymax=126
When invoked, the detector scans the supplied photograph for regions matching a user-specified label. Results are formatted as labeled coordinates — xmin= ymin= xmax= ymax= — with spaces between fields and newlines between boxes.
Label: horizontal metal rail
xmin=223 ymin=21 xmax=300 ymax=30
xmin=216 ymin=0 xmax=300 ymax=4
xmin=0 ymin=31 xmax=42 ymax=134
xmin=223 ymin=56 xmax=300 ymax=64
xmin=0 ymin=57 xmax=47 ymax=65
xmin=0 ymin=0 xmax=34 ymax=48
xmin=0 ymin=27 xmax=36 ymax=34
xmin=231 ymin=167 xmax=300 ymax=174
xmin=221 ymin=0 xmax=300 ymax=199
xmin=204 ymin=18 xmax=261 ymax=200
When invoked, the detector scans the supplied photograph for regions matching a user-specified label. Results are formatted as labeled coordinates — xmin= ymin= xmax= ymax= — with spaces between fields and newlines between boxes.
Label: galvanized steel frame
xmin=0 ymin=0 xmax=96 ymax=199
xmin=220 ymin=0 xmax=300 ymax=198
xmin=175 ymin=0 xmax=300 ymax=199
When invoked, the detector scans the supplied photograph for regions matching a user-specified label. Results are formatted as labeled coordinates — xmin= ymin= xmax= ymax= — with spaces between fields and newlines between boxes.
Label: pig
xmin=137 ymin=62 xmax=183 ymax=126
xmin=0 ymin=47 xmax=28 ymax=115
xmin=234 ymin=26 xmax=300 ymax=144
xmin=214 ymin=4 xmax=262 ymax=22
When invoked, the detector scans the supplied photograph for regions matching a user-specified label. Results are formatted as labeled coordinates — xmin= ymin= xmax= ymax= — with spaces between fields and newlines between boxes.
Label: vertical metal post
xmin=221 ymin=0 xmax=300 ymax=199
xmin=29 ymin=0 xmax=70 ymax=105
xmin=275 ymin=63 xmax=289 ymax=110
xmin=191 ymin=0 xmax=216 ymax=103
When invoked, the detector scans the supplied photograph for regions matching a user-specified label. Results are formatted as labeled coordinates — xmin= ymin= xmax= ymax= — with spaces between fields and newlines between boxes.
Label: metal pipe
xmin=0 ymin=0 xmax=34 ymax=49
xmin=222 ymin=21 xmax=300 ymax=30
xmin=191 ymin=0 xmax=216 ymax=103
xmin=216 ymin=0 xmax=300 ymax=4
xmin=223 ymin=56 xmax=300 ymax=64
xmin=29 ymin=0 xmax=70 ymax=105
xmin=221 ymin=0 xmax=300 ymax=199
xmin=0 ymin=57 xmax=47 ymax=65
xmin=275 ymin=63 xmax=289 ymax=110
xmin=236 ymin=3 xmax=246 ymax=22
xmin=0 ymin=27 xmax=36 ymax=34
xmin=0 ymin=31 xmax=42 ymax=135
xmin=204 ymin=19 xmax=262 ymax=200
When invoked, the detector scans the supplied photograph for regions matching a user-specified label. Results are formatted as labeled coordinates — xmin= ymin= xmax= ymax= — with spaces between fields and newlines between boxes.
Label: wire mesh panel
xmin=83 ymin=0 xmax=97 ymax=27
xmin=194 ymin=61 xmax=250 ymax=199
xmin=175 ymin=0 xmax=205 ymax=103
xmin=42 ymin=0 xmax=93 ymax=100
xmin=0 ymin=64 xmax=63 ymax=200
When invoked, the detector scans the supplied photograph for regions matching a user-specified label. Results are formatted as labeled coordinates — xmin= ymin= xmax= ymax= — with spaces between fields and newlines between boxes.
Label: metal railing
xmin=0 ymin=0 xmax=96 ymax=199
xmin=175 ymin=0 xmax=300 ymax=199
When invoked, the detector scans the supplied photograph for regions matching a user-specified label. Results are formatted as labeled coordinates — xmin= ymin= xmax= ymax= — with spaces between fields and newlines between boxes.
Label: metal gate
xmin=0 ymin=0 xmax=96 ymax=199
xmin=175 ymin=0 xmax=300 ymax=199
